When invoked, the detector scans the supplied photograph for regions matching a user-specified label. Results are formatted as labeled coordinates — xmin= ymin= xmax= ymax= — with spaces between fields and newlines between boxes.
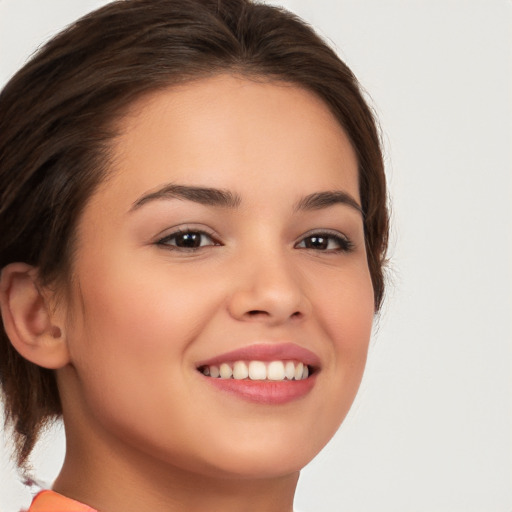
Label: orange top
xmin=28 ymin=490 xmax=97 ymax=512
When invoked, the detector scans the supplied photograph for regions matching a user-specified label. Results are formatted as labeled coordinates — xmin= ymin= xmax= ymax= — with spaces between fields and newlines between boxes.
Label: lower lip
xmin=202 ymin=374 xmax=317 ymax=405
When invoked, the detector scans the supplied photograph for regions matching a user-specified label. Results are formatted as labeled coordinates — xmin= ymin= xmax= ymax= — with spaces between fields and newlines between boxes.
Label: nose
xmin=227 ymin=247 xmax=310 ymax=326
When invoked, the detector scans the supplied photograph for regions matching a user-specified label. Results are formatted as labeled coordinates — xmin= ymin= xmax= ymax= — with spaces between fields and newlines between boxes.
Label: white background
xmin=1 ymin=1 xmax=511 ymax=511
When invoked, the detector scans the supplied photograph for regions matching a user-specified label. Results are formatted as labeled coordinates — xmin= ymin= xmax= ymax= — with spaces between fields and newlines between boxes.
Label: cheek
xmin=63 ymin=256 xmax=216 ymax=438
xmin=317 ymin=263 xmax=374 ymax=374
xmin=325 ymin=262 xmax=374 ymax=331
xmin=70 ymin=254 xmax=217 ymax=361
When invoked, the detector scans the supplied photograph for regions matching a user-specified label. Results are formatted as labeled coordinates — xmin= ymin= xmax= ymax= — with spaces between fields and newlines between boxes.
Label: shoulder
xmin=27 ymin=490 xmax=97 ymax=512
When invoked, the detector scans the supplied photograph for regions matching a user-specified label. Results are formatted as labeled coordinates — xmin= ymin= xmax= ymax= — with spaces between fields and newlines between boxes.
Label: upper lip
xmin=195 ymin=342 xmax=321 ymax=369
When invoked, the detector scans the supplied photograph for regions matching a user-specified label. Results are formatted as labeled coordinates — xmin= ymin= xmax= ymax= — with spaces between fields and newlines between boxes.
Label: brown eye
xmin=158 ymin=230 xmax=217 ymax=249
xmin=295 ymin=232 xmax=354 ymax=252
xmin=303 ymin=235 xmax=329 ymax=250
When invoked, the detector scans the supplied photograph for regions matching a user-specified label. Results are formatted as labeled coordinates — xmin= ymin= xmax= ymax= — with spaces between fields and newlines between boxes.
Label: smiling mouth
xmin=198 ymin=360 xmax=312 ymax=381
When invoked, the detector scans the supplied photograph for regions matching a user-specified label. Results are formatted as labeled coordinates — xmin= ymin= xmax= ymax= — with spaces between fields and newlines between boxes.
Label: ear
xmin=0 ymin=262 xmax=70 ymax=369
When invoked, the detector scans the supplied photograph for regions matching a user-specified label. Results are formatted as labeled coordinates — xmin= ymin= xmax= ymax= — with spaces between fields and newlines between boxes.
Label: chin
xmin=202 ymin=451 xmax=310 ymax=480
xmin=191 ymin=426 xmax=334 ymax=480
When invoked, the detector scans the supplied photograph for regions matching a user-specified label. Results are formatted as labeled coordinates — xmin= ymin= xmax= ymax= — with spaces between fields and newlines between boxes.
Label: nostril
xmin=245 ymin=310 xmax=303 ymax=320
xmin=247 ymin=310 xmax=268 ymax=316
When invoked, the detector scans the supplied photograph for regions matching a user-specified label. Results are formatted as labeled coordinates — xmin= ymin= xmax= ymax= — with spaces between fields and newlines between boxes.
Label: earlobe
xmin=0 ymin=262 xmax=70 ymax=369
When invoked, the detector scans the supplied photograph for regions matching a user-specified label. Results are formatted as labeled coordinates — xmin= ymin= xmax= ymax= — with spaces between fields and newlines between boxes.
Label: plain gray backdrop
xmin=1 ymin=1 xmax=511 ymax=511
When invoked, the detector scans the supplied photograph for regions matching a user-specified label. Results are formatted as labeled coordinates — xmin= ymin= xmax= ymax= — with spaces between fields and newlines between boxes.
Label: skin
xmin=43 ymin=74 xmax=375 ymax=512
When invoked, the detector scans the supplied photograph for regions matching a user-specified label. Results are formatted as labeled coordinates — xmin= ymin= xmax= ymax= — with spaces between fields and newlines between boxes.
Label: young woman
xmin=0 ymin=1 xmax=388 ymax=511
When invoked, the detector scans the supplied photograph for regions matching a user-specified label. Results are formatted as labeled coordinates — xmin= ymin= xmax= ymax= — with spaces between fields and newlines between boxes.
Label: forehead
xmin=96 ymin=74 xmax=360 ymax=210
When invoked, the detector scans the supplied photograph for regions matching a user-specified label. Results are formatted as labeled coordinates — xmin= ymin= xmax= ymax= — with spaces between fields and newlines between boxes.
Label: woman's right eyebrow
xmin=129 ymin=183 xmax=242 ymax=212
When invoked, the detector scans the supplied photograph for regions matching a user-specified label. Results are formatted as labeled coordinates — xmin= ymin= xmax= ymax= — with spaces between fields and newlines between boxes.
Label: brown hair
xmin=0 ymin=0 xmax=388 ymax=469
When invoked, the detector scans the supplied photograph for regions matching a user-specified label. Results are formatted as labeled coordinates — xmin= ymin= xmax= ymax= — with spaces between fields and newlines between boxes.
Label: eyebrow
xmin=130 ymin=183 xmax=363 ymax=216
xmin=294 ymin=191 xmax=363 ymax=216
xmin=130 ymin=184 xmax=242 ymax=211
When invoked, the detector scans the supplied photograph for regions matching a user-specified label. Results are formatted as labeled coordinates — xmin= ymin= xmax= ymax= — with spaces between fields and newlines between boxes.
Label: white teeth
xmin=294 ymin=362 xmax=304 ymax=380
xmin=249 ymin=361 xmax=267 ymax=380
xmin=268 ymin=361 xmax=285 ymax=381
xmin=219 ymin=363 xmax=232 ymax=379
xmin=201 ymin=360 xmax=312 ymax=381
xmin=284 ymin=361 xmax=295 ymax=380
xmin=233 ymin=361 xmax=249 ymax=380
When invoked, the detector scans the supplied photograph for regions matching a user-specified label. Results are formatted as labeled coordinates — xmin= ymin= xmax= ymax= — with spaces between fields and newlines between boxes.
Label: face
xmin=59 ymin=75 xmax=375 ymax=479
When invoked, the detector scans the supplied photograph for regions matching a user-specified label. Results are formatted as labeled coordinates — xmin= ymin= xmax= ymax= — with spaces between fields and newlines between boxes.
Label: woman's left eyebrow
xmin=294 ymin=191 xmax=363 ymax=216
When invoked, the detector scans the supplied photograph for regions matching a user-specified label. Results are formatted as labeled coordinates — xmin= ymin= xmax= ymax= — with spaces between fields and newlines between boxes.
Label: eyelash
xmin=156 ymin=229 xmax=354 ymax=253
